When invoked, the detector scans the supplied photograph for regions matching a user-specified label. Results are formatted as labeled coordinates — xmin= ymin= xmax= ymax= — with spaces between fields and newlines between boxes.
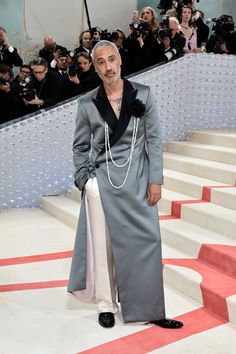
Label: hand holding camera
xmin=23 ymin=92 xmax=43 ymax=107
xmin=0 ymin=77 xmax=11 ymax=92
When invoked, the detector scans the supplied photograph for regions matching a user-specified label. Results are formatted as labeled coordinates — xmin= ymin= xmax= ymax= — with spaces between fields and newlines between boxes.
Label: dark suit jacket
xmin=39 ymin=44 xmax=67 ymax=66
xmin=0 ymin=45 xmax=23 ymax=67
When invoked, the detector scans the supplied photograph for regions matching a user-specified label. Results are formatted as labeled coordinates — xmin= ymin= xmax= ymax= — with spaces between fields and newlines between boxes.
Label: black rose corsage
xmin=127 ymin=98 xmax=146 ymax=118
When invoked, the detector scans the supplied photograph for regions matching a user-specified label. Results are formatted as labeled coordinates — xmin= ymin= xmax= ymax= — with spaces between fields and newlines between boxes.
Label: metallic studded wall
xmin=1 ymin=53 xmax=236 ymax=209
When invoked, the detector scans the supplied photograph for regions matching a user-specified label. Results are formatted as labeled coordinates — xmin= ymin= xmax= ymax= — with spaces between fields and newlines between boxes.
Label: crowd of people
xmin=1 ymin=0 xmax=236 ymax=124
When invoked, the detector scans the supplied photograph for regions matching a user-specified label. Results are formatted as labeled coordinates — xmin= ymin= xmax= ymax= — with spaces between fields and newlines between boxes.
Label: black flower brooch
xmin=127 ymin=98 xmax=146 ymax=118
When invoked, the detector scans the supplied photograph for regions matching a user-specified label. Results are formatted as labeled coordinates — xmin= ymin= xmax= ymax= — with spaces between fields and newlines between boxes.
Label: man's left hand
xmin=147 ymin=184 xmax=162 ymax=206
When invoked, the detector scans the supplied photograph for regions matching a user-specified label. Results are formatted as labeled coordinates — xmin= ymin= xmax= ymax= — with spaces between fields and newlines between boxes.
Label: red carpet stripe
xmin=202 ymin=185 xmax=236 ymax=202
xmin=199 ymin=244 xmax=236 ymax=278
xmin=77 ymin=307 xmax=227 ymax=354
xmin=0 ymin=280 xmax=68 ymax=292
xmin=159 ymin=215 xmax=178 ymax=220
xmin=0 ymin=251 xmax=72 ymax=266
xmin=160 ymin=184 xmax=235 ymax=220
xmin=171 ymin=199 xmax=206 ymax=218
xmin=163 ymin=257 xmax=236 ymax=320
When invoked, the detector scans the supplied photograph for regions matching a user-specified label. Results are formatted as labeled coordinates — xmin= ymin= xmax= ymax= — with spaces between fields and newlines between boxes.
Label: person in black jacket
xmin=0 ymin=27 xmax=23 ymax=68
xmin=60 ymin=52 xmax=101 ymax=101
xmin=23 ymin=57 xmax=61 ymax=112
xmin=126 ymin=21 xmax=160 ymax=74
xmin=39 ymin=35 xmax=67 ymax=67
xmin=74 ymin=31 xmax=93 ymax=55
xmin=0 ymin=64 xmax=25 ymax=124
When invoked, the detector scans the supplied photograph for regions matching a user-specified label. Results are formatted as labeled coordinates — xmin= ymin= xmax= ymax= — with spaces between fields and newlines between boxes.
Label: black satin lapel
xmin=109 ymin=80 xmax=138 ymax=148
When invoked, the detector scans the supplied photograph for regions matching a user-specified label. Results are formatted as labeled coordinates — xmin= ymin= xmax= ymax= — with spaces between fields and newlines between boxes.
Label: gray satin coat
xmin=68 ymin=80 xmax=166 ymax=323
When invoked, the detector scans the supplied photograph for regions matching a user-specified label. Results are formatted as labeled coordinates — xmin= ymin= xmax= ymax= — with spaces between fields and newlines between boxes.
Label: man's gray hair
xmin=91 ymin=40 xmax=119 ymax=62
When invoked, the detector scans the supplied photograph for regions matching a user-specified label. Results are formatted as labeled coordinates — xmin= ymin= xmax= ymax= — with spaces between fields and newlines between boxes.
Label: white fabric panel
xmin=24 ymin=0 xmax=137 ymax=53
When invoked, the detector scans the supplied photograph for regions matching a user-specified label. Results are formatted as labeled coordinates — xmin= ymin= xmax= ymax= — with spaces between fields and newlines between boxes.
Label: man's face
xmin=32 ymin=65 xmax=48 ymax=81
xmin=77 ymin=56 xmax=91 ymax=72
xmin=81 ymin=32 xmax=92 ymax=49
xmin=93 ymin=45 xmax=121 ymax=85
xmin=57 ymin=57 xmax=68 ymax=71
xmin=19 ymin=67 xmax=31 ymax=80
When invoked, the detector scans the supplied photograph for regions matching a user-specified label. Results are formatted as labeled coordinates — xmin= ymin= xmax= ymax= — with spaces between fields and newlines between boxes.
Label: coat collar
xmin=92 ymin=79 xmax=138 ymax=149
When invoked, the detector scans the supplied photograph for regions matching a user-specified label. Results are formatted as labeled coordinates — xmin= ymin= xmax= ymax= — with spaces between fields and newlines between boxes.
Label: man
xmin=0 ymin=64 xmax=25 ymax=123
xmin=14 ymin=64 xmax=32 ymax=86
xmin=111 ymin=29 xmax=129 ymax=76
xmin=74 ymin=30 xmax=92 ymax=55
xmin=23 ymin=57 xmax=61 ymax=111
xmin=68 ymin=40 xmax=183 ymax=329
xmin=39 ymin=35 xmax=67 ymax=67
xmin=0 ymin=27 xmax=23 ymax=68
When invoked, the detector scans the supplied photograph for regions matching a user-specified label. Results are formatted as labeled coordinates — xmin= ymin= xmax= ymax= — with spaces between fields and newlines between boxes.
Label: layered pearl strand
xmin=104 ymin=117 xmax=139 ymax=189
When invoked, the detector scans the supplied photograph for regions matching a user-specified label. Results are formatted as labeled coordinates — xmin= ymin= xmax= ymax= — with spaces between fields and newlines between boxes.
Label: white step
xmin=40 ymin=196 xmax=80 ymax=229
xmin=163 ymin=247 xmax=236 ymax=324
xmin=181 ymin=202 xmax=236 ymax=239
xmin=211 ymin=187 xmax=236 ymax=211
xmin=165 ymin=141 xmax=236 ymax=165
xmin=227 ymin=294 xmax=236 ymax=325
xmin=67 ymin=186 xmax=81 ymax=203
xmin=163 ymin=263 xmax=203 ymax=305
xmin=163 ymin=169 xmax=227 ymax=199
xmin=160 ymin=218 xmax=236 ymax=258
xmin=164 ymin=152 xmax=236 ymax=185
xmin=188 ymin=129 xmax=236 ymax=148
xmin=159 ymin=189 xmax=194 ymax=214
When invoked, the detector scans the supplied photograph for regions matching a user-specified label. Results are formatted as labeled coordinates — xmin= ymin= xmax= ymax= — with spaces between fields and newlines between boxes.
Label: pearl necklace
xmin=104 ymin=117 xmax=139 ymax=189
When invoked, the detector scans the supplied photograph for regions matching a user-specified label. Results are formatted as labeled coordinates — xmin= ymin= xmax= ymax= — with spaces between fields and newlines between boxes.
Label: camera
xmin=21 ymin=87 xmax=36 ymax=101
xmin=99 ymin=29 xmax=119 ymax=41
xmin=159 ymin=28 xmax=172 ymax=40
xmin=0 ymin=77 xmax=10 ymax=85
xmin=68 ymin=62 xmax=83 ymax=78
xmin=129 ymin=21 xmax=149 ymax=40
xmin=211 ymin=15 xmax=234 ymax=34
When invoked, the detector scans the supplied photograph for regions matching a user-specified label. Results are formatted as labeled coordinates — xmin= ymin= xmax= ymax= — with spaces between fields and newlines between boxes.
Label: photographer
xmin=156 ymin=16 xmax=185 ymax=63
xmin=0 ymin=27 xmax=23 ymax=68
xmin=0 ymin=64 xmax=25 ymax=123
xmin=74 ymin=31 xmax=93 ymax=55
xmin=111 ymin=29 xmax=129 ymax=76
xmin=60 ymin=52 xmax=101 ymax=100
xmin=39 ymin=35 xmax=67 ymax=68
xmin=23 ymin=57 xmax=61 ymax=112
xmin=126 ymin=19 xmax=159 ymax=74
xmin=140 ymin=6 xmax=160 ymax=35
xmin=14 ymin=65 xmax=32 ymax=87
xmin=206 ymin=15 xmax=235 ymax=54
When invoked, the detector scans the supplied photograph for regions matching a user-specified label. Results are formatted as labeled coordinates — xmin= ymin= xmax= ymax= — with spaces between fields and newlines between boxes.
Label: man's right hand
xmin=0 ymin=82 xmax=11 ymax=93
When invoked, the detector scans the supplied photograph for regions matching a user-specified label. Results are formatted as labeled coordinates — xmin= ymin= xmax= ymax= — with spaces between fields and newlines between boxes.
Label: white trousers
xmin=85 ymin=177 xmax=118 ymax=313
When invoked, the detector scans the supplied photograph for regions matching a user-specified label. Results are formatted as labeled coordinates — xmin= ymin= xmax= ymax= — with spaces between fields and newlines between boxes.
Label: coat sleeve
xmin=73 ymin=98 xmax=91 ymax=190
xmin=144 ymin=87 xmax=163 ymax=185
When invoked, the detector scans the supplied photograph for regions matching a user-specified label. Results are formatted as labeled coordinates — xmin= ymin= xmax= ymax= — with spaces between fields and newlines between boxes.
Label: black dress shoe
xmin=150 ymin=318 xmax=183 ymax=328
xmin=98 ymin=312 xmax=115 ymax=328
